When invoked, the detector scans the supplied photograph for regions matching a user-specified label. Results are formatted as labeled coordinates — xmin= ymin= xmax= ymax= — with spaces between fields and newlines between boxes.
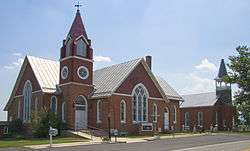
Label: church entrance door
xmin=164 ymin=110 xmax=170 ymax=131
xmin=75 ymin=96 xmax=88 ymax=130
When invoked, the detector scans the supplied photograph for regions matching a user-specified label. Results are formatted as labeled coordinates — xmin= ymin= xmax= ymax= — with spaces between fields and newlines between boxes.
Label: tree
xmin=31 ymin=107 xmax=62 ymax=138
xmin=225 ymin=46 xmax=250 ymax=126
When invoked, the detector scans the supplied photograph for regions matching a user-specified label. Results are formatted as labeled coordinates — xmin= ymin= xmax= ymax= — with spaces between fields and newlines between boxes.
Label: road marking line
xmin=172 ymin=140 xmax=250 ymax=151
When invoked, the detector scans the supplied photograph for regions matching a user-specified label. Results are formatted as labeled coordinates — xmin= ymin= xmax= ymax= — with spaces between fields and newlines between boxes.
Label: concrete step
xmin=68 ymin=130 xmax=102 ymax=142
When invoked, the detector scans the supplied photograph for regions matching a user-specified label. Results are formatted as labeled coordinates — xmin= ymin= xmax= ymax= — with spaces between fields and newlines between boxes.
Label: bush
xmin=31 ymin=107 xmax=62 ymax=138
xmin=8 ymin=119 xmax=23 ymax=135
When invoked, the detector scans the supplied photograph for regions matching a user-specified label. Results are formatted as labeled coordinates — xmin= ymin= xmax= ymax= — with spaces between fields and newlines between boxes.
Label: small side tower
xmin=215 ymin=59 xmax=232 ymax=105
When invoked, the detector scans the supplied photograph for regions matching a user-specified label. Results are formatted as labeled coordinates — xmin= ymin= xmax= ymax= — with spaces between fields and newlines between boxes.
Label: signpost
xmin=49 ymin=126 xmax=58 ymax=151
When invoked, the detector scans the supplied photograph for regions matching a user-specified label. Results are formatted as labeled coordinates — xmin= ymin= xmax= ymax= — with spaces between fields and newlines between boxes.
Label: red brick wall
xmin=15 ymin=63 xmax=41 ymax=96
xmin=180 ymin=105 xmax=236 ymax=131
xmin=115 ymin=63 xmax=163 ymax=98
xmin=60 ymin=58 xmax=93 ymax=85
xmin=59 ymin=83 xmax=94 ymax=129
xmin=87 ymin=94 xmax=180 ymax=134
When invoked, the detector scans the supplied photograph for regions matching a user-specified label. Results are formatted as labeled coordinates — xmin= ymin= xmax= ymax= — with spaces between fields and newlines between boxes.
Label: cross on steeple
xmin=75 ymin=1 xmax=82 ymax=11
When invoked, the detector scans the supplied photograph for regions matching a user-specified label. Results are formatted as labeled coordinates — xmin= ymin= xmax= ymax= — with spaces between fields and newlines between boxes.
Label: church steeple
xmin=68 ymin=10 xmax=88 ymax=40
xmin=217 ymin=59 xmax=227 ymax=79
xmin=215 ymin=59 xmax=232 ymax=105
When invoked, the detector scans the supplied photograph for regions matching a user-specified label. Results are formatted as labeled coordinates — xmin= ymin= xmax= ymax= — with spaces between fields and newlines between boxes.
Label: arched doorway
xmin=75 ymin=96 xmax=87 ymax=130
xmin=164 ymin=107 xmax=170 ymax=131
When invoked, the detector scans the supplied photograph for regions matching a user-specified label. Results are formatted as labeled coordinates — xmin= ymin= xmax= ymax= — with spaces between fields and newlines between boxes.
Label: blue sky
xmin=0 ymin=0 xmax=249 ymax=120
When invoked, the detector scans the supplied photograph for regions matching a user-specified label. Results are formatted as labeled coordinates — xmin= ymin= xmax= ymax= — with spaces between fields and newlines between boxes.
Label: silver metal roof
xmin=180 ymin=92 xmax=218 ymax=108
xmin=27 ymin=56 xmax=59 ymax=93
xmin=25 ymin=56 xmax=181 ymax=100
xmin=93 ymin=58 xmax=142 ymax=97
xmin=156 ymin=76 xmax=182 ymax=100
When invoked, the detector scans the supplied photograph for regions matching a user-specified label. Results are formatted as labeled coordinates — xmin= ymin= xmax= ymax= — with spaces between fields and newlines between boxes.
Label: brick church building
xmin=180 ymin=59 xmax=236 ymax=131
xmin=4 ymin=10 xmax=183 ymax=134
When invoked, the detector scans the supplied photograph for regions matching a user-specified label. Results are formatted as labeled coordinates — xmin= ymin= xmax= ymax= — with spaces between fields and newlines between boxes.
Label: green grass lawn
xmin=0 ymin=136 xmax=89 ymax=148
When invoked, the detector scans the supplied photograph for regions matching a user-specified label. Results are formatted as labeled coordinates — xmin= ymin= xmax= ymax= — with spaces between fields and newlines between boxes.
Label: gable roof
xmin=156 ymin=76 xmax=182 ymax=100
xmin=5 ymin=56 xmax=183 ymax=110
xmin=93 ymin=58 xmax=142 ymax=97
xmin=27 ymin=56 xmax=59 ymax=93
xmin=180 ymin=92 xmax=218 ymax=108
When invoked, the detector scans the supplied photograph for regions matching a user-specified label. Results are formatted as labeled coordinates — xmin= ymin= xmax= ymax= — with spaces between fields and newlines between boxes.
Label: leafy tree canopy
xmin=225 ymin=46 xmax=250 ymax=125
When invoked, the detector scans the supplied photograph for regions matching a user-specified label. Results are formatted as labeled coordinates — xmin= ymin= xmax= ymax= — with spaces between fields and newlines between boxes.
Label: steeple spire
xmin=217 ymin=59 xmax=228 ymax=79
xmin=68 ymin=8 xmax=88 ymax=40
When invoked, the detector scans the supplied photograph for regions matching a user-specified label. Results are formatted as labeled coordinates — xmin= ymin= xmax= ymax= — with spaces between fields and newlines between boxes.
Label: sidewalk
xmin=25 ymin=133 xmax=209 ymax=149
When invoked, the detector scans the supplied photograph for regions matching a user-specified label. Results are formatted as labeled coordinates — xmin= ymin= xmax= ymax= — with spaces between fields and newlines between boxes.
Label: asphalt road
xmin=2 ymin=134 xmax=250 ymax=151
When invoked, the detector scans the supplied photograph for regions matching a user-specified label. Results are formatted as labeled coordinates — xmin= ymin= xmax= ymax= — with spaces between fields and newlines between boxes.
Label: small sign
xmin=141 ymin=123 xmax=153 ymax=131
xmin=49 ymin=128 xmax=58 ymax=136
xmin=113 ymin=129 xmax=118 ymax=136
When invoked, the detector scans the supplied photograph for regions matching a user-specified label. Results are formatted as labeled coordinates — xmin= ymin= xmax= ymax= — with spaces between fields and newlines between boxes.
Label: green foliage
xmin=8 ymin=119 xmax=23 ymax=135
xmin=225 ymin=46 xmax=250 ymax=125
xmin=31 ymin=107 xmax=62 ymax=138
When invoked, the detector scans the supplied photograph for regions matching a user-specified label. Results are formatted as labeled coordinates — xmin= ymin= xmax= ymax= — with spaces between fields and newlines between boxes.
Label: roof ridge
xmin=27 ymin=55 xmax=58 ymax=63
xmin=182 ymin=91 xmax=216 ymax=96
xmin=94 ymin=57 xmax=143 ymax=72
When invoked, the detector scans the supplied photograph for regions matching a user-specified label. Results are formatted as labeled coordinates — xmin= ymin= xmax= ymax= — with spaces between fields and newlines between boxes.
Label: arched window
xmin=97 ymin=100 xmax=102 ymax=123
xmin=62 ymin=102 xmax=66 ymax=122
xmin=50 ymin=96 xmax=57 ymax=113
xmin=153 ymin=103 xmax=158 ymax=123
xmin=23 ymin=80 xmax=32 ymax=123
xmin=173 ymin=106 xmax=177 ymax=124
xmin=197 ymin=112 xmax=203 ymax=127
xmin=120 ymin=100 xmax=126 ymax=123
xmin=132 ymin=84 xmax=148 ymax=123
xmin=76 ymin=39 xmax=87 ymax=57
xmin=184 ymin=112 xmax=190 ymax=127
xmin=66 ymin=38 xmax=72 ymax=57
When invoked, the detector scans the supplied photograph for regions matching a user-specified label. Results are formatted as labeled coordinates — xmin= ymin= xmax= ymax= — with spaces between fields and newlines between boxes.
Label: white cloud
xmin=12 ymin=52 xmax=22 ymax=57
xmin=4 ymin=54 xmax=24 ymax=70
xmin=180 ymin=73 xmax=215 ymax=94
xmin=94 ymin=56 xmax=112 ymax=62
xmin=195 ymin=58 xmax=217 ymax=71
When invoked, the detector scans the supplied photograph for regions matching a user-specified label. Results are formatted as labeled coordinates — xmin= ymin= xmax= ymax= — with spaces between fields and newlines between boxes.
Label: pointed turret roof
xmin=217 ymin=59 xmax=228 ymax=79
xmin=68 ymin=10 xmax=88 ymax=40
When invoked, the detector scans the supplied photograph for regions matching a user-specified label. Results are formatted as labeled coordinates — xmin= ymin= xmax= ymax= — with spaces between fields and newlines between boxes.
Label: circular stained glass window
xmin=77 ymin=66 xmax=89 ymax=80
xmin=61 ymin=66 xmax=68 ymax=80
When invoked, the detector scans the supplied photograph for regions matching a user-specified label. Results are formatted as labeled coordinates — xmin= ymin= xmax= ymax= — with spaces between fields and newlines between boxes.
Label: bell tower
xmin=59 ymin=7 xmax=94 ymax=129
xmin=215 ymin=59 xmax=232 ymax=105
xmin=59 ymin=9 xmax=93 ymax=85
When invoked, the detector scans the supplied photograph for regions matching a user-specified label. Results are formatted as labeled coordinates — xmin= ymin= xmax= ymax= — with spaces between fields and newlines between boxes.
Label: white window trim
xmin=65 ymin=37 xmax=72 ymax=57
xmin=96 ymin=100 xmax=101 ymax=123
xmin=184 ymin=112 xmax=189 ymax=127
xmin=17 ymin=100 xmax=21 ymax=119
xmin=23 ymin=80 xmax=32 ymax=123
xmin=153 ymin=103 xmax=158 ymax=123
xmin=173 ymin=106 xmax=177 ymax=124
xmin=61 ymin=66 xmax=69 ymax=80
xmin=76 ymin=38 xmax=87 ymax=57
xmin=3 ymin=126 xmax=8 ymax=134
xmin=197 ymin=112 xmax=203 ymax=127
xmin=77 ymin=66 xmax=89 ymax=80
xmin=50 ymin=96 xmax=58 ymax=114
xmin=120 ymin=100 xmax=126 ymax=123
xmin=62 ymin=102 xmax=66 ymax=122
xmin=132 ymin=83 xmax=149 ymax=123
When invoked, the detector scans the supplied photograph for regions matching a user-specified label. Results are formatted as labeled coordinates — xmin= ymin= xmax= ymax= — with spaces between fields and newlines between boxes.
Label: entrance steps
xmin=68 ymin=130 xmax=103 ymax=142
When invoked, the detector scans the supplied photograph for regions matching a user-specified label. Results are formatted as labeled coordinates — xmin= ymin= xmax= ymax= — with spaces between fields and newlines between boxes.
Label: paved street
xmin=1 ymin=134 xmax=250 ymax=151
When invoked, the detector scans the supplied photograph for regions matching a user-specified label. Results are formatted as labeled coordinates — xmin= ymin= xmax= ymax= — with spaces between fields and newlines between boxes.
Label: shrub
xmin=31 ymin=107 xmax=62 ymax=138
xmin=8 ymin=119 xmax=23 ymax=135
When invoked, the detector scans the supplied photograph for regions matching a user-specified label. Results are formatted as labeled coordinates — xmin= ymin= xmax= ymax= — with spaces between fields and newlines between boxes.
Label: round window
xmin=61 ymin=66 xmax=69 ymax=79
xmin=77 ymin=66 xmax=89 ymax=80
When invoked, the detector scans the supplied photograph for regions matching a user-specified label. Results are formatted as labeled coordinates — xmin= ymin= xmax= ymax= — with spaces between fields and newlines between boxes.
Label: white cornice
xmin=60 ymin=56 xmax=94 ymax=63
